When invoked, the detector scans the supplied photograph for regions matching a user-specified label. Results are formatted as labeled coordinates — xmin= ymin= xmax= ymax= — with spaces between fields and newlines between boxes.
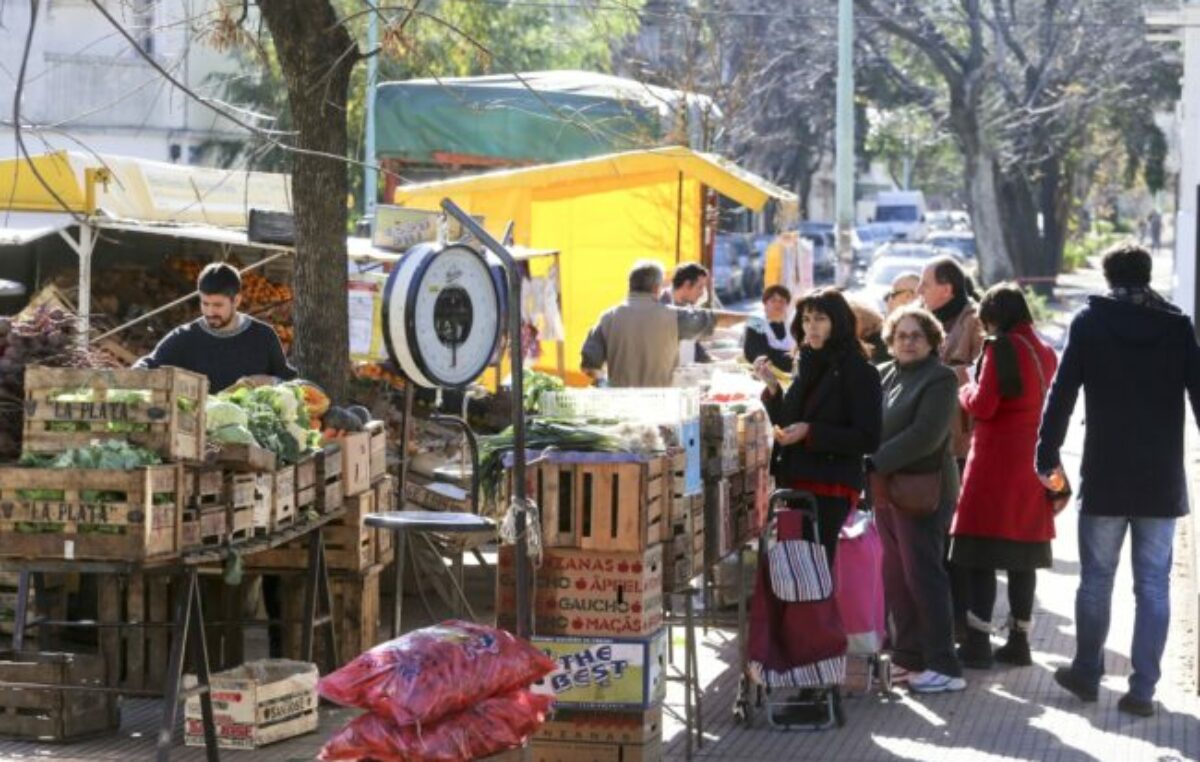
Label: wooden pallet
xmin=21 ymin=366 xmax=207 ymax=462
xmin=0 ymin=651 xmax=119 ymax=741
xmin=0 ymin=465 xmax=184 ymax=561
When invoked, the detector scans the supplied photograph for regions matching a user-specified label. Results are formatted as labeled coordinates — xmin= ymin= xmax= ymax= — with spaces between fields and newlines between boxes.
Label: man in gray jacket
xmin=581 ymin=261 xmax=744 ymax=387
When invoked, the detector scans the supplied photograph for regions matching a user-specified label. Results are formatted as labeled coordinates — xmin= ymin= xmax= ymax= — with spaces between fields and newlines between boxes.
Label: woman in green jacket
xmin=870 ymin=305 xmax=966 ymax=694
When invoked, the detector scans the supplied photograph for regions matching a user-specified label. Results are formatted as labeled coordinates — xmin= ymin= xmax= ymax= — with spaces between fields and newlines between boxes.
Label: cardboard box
xmin=529 ymin=630 xmax=666 ymax=710
xmin=531 ymin=738 xmax=663 ymax=762
xmin=184 ymin=659 xmax=318 ymax=749
xmin=497 ymin=545 xmax=663 ymax=637
xmin=537 ymin=707 xmax=661 ymax=744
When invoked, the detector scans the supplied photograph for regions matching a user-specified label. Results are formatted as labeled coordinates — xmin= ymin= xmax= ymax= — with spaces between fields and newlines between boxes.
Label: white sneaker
xmin=907 ymin=670 xmax=967 ymax=694
xmin=890 ymin=665 xmax=914 ymax=684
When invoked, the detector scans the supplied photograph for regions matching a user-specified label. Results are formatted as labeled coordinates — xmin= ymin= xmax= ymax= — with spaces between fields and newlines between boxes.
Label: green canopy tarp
xmin=374 ymin=70 xmax=716 ymax=166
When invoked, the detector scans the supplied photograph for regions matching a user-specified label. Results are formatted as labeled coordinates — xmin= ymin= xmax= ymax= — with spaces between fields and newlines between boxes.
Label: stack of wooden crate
xmin=662 ymin=450 xmax=704 ymax=592
xmin=496 ymin=451 xmax=668 ymax=762
xmin=264 ymin=421 xmax=392 ymax=667
xmin=0 ymin=366 xmax=208 ymax=563
xmin=737 ymin=410 xmax=772 ymax=537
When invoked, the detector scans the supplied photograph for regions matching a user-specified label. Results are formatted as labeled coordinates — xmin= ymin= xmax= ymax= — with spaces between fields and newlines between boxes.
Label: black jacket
xmin=764 ymin=347 xmax=883 ymax=491
xmin=1037 ymin=296 xmax=1200 ymax=518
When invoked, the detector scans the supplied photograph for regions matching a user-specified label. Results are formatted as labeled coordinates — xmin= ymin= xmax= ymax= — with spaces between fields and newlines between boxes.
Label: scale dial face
xmin=383 ymin=243 xmax=504 ymax=388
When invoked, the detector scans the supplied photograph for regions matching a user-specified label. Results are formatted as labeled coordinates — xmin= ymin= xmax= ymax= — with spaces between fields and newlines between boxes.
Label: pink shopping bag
xmin=835 ymin=510 xmax=886 ymax=655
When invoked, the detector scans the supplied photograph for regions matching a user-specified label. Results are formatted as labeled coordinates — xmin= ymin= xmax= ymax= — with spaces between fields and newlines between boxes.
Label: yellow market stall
xmin=392 ymin=146 xmax=797 ymax=385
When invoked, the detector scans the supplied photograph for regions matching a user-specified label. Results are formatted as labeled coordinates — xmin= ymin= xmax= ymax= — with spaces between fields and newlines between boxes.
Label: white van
xmin=873 ymin=191 xmax=927 ymax=241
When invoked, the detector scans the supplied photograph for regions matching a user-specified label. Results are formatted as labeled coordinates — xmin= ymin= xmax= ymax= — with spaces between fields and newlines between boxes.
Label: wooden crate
xmin=271 ymin=466 xmax=296 ymax=531
xmin=280 ymin=564 xmax=383 ymax=667
xmin=226 ymin=472 xmax=256 ymax=542
xmin=181 ymin=505 xmax=227 ymax=550
xmin=738 ymin=410 xmax=770 ymax=470
xmin=367 ymin=421 xmax=388 ymax=483
xmin=373 ymin=476 xmax=395 ymax=565
xmin=497 ymin=545 xmax=663 ymax=637
xmin=703 ymin=478 xmax=733 ymax=569
xmin=251 ymin=472 xmax=273 ymax=535
xmin=0 ymin=651 xmax=119 ymax=741
xmin=22 ymin=366 xmax=207 ymax=462
xmin=404 ymin=479 xmax=470 ymax=512
xmin=515 ymin=455 xmax=666 ymax=553
xmin=294 ymin=455 xmax=316 ymax=510
xmin=252 ymin=490 xmax=375 ymax=571
xmin=313 ymin=445 xmax=344 ymax=513
xmin=185 ymin=660 xmax=318 ymax=749
xmin=340 ymin=431 xmax=372 ymax=498
xmin=0 ymin=465 xmax=184 ymax=561
xmin=207 ymin=443 xmax=276 ymax=473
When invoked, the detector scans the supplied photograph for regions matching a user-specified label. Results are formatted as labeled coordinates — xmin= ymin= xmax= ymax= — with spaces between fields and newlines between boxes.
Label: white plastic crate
xmin=539 ymin=388 xmax=700 ymax=424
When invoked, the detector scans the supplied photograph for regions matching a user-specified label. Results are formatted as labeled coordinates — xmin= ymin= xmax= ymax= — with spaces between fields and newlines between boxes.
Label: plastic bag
xmin=319 ymin=689 xmax=553 ymax=762
xmin=317 ymin=620 xmax=556 ymax=727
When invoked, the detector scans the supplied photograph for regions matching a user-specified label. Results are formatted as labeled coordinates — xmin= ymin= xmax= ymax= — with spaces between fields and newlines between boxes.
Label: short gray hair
xmin=628 ymin=260 xmax=665 ymax=294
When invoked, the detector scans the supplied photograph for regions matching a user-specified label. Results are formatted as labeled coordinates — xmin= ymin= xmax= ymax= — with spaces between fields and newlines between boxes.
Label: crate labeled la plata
xmin=0 ymin=465 xmax=184 ymax=561
xmin=22 ymin=366 xmax=207 ymax=462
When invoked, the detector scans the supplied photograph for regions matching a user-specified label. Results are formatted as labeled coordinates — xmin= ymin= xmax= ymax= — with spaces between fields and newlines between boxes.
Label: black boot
xmin=994 ymin=622 xmax=1032 ymax=666
xmin=957 ymin=627 xmax=994 ymax=669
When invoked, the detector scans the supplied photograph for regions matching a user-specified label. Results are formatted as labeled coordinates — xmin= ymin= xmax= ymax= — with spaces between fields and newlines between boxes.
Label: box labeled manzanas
xmin=184 ymin=659 xmax=318 ymax=749
xmin=497 ymin=545 xmax=663 ymax=637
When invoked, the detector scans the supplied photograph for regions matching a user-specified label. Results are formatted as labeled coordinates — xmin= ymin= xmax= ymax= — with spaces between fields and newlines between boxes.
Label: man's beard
xmin=206 ymin=313 xmax=236 ymax=330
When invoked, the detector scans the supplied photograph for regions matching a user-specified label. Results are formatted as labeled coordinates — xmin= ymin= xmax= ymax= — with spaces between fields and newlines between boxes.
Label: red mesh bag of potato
xmin=317 ymin=620 xmax=555 ymax=727
xmin=318 ymin=689 xmax=553 ymax=762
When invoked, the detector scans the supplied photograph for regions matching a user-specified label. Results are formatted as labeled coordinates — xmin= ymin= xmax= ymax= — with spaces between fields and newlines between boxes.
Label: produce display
xmin=208 ymin=382 xmax=326 ymax=464
xmin=0 ymin=308 xmax=118 ymax=460
xmin=19 ymin=439 xmax=162 ymax=470
xmin=478 ymin=418 xmax=631 ymax=503
xmin=522 ymin=370 xmax=564 ymax=414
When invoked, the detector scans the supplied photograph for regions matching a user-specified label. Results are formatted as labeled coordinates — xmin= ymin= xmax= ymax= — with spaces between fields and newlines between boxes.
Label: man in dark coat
xmin=1037 ymin=243 xmax=1200 ymax=717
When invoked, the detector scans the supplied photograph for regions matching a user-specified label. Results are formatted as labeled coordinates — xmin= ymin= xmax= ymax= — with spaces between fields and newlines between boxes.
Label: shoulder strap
xmin=1010 ymin=333 xmax=1048 ymax=396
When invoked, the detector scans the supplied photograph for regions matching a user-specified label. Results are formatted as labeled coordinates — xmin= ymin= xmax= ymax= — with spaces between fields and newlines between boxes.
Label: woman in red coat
xmin=950 ymin=284 xmax=1059 ymax=669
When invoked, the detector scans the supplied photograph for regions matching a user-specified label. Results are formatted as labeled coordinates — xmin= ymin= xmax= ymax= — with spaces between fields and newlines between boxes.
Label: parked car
xmin=926 ymin=210 xmax=971 ymax=232
xmin=855 ymin=224 xmax=893 ymax=265
xmin=854 ymin=255 xmax=930 ymax=312
xmin=925 ymin=230 xmax=977 ymax=261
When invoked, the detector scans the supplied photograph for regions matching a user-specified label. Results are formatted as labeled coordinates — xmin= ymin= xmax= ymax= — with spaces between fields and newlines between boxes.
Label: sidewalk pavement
xmin=2 ymin=254 xmax=1197 ymax=762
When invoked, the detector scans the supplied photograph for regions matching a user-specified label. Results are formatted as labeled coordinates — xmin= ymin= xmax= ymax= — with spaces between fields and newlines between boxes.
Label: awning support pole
xmin=58 ymin=222 xmax=94 ymax=344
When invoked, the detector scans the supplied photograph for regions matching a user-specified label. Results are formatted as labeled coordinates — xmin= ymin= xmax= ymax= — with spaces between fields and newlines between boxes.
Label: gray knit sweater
xmin=872 ymin=355 xmax=960 ymax=516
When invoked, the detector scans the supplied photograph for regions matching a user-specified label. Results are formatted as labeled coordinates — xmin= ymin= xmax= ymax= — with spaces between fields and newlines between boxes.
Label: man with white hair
xmin=581 ymin=260 xmax=744 ymax=387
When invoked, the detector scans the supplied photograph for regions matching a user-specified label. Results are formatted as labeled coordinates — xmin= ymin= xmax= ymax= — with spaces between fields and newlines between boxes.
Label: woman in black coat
xmin=754 ymin=287 xmax=884 ymax=562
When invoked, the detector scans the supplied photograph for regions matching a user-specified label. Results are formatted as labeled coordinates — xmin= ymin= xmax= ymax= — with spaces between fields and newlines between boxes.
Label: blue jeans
xmin=1073 ymin=514 xmax=1176 ymax=701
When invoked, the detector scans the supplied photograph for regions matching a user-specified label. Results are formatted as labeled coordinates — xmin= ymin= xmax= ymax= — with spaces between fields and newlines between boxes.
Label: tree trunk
xmin=961 ymin=137 xmax=1015 ymax=285
xmin=258 ymin=0 xmax=355 ymax=403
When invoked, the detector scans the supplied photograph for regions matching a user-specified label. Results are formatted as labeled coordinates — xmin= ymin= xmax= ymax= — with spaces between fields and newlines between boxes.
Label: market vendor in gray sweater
xmin=869 ymin=305 xmax=965 ymax=694
xmin=135 ymin=262 xmax=296 ymax=393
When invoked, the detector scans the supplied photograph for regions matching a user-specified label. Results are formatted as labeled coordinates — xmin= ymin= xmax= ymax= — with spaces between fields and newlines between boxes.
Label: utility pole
xmin=364 ymin=8 xmax=379 ymax=217
xmin=834 ymin=0 xmax=856 ymax=287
